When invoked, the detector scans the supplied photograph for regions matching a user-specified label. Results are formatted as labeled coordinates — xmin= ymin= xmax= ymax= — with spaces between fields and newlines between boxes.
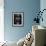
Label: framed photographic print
xmin=12 ymin=12 xmax=24 ymax=27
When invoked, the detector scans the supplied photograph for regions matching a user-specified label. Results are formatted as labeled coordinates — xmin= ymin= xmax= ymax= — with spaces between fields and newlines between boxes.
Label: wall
xmin=0 ymin=0 xmax=4 ymax=42
xmin=40 ymin=0 xmax=46 ymax=45
xmin=4 ymin=0 xmax=40 ymax=42
xmin=40 ymin=0 xmax=46 ymax=27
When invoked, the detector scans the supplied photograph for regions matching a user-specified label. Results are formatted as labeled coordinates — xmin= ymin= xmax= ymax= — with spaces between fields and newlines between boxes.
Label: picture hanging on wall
xmin=12 ymin=12 xmax=24 ymax=27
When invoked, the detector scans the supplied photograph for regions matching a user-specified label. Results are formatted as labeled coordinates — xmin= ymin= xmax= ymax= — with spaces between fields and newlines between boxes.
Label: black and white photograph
xmin=12 ymin=12 xmax=24 ymax=27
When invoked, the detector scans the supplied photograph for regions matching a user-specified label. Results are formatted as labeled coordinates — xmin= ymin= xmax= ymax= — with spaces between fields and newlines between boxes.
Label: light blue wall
xmin=4 ymin=0 xmax=40 ymax=42
xmin=40 ymin=0 xmax=46 ymax=44
xmin=40 ymin=0 xmax=46 ymax=27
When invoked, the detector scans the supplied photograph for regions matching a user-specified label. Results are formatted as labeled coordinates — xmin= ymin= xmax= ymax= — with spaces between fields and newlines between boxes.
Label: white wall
xmin=0 ymin=0 xmax=4 ymax=42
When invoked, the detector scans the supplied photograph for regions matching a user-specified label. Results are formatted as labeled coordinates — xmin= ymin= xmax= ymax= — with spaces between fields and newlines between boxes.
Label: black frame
xmin=12 ymin=12 xmax=24 ymax=27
